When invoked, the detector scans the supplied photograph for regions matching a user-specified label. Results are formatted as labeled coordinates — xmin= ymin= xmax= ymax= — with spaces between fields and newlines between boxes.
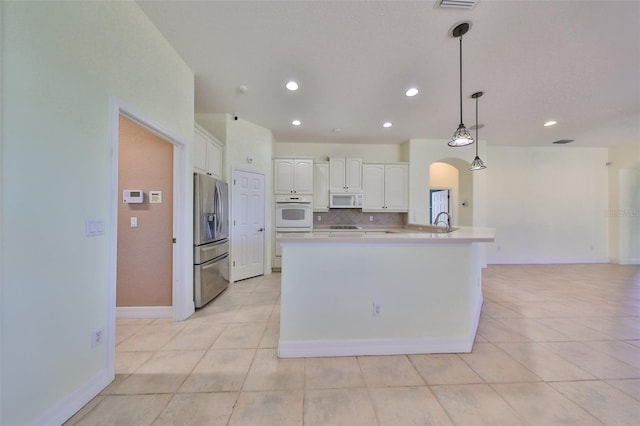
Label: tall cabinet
xmin=313 ymin=162 xmax=330 ymax=211
xmin=194 ymin=124 xmax=223 ymax=179
xmin=362 ymin=163 xmax=409 ymax=212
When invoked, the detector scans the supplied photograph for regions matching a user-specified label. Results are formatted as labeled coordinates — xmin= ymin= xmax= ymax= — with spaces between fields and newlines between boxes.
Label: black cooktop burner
xmin=330 ymin=225 xmax=362 ymax=230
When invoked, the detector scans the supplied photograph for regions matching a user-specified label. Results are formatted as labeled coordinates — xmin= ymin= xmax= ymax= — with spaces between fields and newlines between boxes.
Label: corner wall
xmin=1 ymin=2 xmax=193 ymax=424
xmin=608 ymin=143 xmax=640 ymax=264
xmin=197 ymin=114 xmax=275 ymax=278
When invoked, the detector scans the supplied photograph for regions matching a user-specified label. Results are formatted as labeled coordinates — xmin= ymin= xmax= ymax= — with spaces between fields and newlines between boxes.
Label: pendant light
xmin=448 ymin=22 xmax=474 ymax=147
xmin=470 ymin=91 xmax=487 ymax=171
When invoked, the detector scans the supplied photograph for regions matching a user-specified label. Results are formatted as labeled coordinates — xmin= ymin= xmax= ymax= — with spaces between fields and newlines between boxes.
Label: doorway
xmin=108 ymin=98 xmax=190 ymax=378
xmin=430 ymin=189 xmax=450 ymax=225
xmin=231 ymin=169 xmax=266 ymax=281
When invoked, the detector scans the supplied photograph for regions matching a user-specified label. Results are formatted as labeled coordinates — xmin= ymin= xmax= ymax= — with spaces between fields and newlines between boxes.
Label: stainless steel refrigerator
xmin=193 ymin=173 xmax=229 ymax=308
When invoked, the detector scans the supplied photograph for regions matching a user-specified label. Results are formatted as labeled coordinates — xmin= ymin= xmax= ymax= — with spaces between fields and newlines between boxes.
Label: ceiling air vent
xmin=552 ymin=139 xmax=575 ymax=145
xmin=436 ymin=0 xmax=480 ymax=9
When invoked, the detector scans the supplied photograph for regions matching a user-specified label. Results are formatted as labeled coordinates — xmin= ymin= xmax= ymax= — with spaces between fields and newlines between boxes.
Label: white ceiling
xmin=137 ymin=0 xmax=640 ymax=147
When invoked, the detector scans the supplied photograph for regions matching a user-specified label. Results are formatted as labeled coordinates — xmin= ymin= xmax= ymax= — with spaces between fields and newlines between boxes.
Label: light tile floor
xmin=66 ymin=264 xmax=640 ymax=425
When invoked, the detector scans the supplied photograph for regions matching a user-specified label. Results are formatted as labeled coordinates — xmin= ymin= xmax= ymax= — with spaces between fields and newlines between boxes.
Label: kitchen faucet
xmin=434 ymin=211 xmax=452 ymax=232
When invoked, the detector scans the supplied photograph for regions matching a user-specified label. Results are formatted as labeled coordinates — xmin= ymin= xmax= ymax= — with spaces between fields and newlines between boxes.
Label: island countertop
xmin=278 ymin=226 xmax=496 ymax=244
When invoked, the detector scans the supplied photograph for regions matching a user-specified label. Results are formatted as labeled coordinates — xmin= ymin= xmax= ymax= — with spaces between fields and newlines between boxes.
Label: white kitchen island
xmin=277 ymin=227 xmax=495 ymax=358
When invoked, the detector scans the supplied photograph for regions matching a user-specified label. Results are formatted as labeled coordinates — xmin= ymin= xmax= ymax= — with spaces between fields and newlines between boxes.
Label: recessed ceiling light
xmin=286 ymin=81 xmax=299 ymax=91
xmin=405 ymin=88 xmax=419 ymax=97
xmin=544 ymin=120 xmax=557 ymax=127
xmin=291 ymin=119 xmax=301 ymax=126
xmin=382 ymin=122 xmax=393 ymax=128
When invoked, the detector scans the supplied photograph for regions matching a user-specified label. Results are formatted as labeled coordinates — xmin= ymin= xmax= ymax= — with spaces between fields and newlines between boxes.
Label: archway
xmin=429 ymin=158 xmax=474 ymax=226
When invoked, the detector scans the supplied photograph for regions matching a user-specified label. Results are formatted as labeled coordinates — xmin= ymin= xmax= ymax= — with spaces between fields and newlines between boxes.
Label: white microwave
xmin=330 ymin=193 xmax=363 ymax=209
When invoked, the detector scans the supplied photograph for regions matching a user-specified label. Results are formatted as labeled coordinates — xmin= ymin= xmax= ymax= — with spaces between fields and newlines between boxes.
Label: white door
xmin=232 ymin=169 xmax=265 ymax=281
xmin=431 ymin=189 xmax=450 ymax=224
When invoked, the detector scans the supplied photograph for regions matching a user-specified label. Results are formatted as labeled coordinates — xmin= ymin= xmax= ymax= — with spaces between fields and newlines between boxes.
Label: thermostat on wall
xmin=123 ymin=189 xmax=144 ymax=203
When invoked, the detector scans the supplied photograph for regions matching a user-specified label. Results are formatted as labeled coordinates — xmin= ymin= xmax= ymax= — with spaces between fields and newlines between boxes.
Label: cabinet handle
xmin=258 ymin=228 xmax=264 ymax=232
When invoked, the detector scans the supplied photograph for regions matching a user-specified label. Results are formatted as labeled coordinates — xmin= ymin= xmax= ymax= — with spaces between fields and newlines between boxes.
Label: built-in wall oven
xmin=275 ymin=194 xmax=313 ymax=231
xmin=274 ymin=195 xmax=312 ymax=268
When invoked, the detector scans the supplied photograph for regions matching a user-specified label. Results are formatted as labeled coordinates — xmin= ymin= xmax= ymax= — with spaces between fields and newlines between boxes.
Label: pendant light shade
xmin=448 ymin=22 xmax=474 ymax=147
xmin=470 ymin=91 xmax=487 ymax=171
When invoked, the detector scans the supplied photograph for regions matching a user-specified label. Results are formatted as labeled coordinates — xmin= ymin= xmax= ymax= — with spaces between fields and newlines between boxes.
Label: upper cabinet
xmin=362 ymin=163 xmax=409 ymax=212
xmin=194 ymin=124 xmax=223 ymax=179
xmin=313 ymin=162 xmax=330 ymax=211
xmin=274 ymin=158 xmax=314 ymax=194
xmin=329 ymin=157 xmax=362 ymax=193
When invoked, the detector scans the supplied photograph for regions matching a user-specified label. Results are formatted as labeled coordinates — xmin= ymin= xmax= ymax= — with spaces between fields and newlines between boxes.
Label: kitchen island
xmin=277 ymin=227 xmax=495 ymax=358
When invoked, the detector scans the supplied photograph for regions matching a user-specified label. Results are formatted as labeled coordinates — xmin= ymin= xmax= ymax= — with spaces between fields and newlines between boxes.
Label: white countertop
xmin=278 ymin=226 xmax=495 ymax=244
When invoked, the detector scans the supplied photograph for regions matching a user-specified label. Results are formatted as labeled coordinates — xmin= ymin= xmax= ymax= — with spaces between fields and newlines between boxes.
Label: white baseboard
xmin=488 ymin=257 xmax=610 ymax=265
xmin=33 ymin=369 xmax=112 ymax=426
xmin=116 ymin=306 xmax=173 ymax=319
xmin=278 ymin=335 xmax=475 ymax=358
xmin=614 ymin=258 xmax=640 ymax=265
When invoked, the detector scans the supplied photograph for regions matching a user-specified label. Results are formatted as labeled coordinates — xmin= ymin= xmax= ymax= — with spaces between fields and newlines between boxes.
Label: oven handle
xmin=277 ymin=202 xmax=312 ymax=207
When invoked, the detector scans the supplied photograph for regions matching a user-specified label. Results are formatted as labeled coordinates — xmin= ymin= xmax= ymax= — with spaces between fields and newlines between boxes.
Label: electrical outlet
xmin=372 ymin=302 xmax=382 ymax=317
xmin=369 ymin=216 xmax=373 ymax=222
xmin=91 ymin=328 xmax=104 ymax=348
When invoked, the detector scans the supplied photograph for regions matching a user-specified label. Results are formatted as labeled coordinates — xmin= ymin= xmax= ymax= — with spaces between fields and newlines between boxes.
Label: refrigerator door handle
xmin=215 ymin=184 xmax=222 ymax=237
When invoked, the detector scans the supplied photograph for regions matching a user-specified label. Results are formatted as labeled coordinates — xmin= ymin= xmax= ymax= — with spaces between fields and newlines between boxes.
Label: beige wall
xmin=117 ymin=117 xmax=173 ymax=306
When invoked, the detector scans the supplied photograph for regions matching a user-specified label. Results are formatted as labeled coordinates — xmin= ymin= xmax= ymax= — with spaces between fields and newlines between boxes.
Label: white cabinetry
xmin=329 ymin=157 xmax=362 ymax=193
xmin=362 ymin=163 xmax=409 ymax=212
xmin=313 ymin=162 xmax=330 ymax=211
xmin=194 ymin=124 xmax=223 ymax=179
xmin=274 ymin=158 xmax=313 ymax=195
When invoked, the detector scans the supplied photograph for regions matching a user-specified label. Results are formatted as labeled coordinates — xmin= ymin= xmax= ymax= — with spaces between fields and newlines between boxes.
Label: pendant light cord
xmin=459 ymin=35 xmax=463 ymax=125
xmin=475 ymin=95 xmax=479 ymax=156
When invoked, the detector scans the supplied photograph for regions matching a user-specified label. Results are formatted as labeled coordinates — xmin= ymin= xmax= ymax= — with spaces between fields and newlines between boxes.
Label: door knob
xmin=258 ymin=228 xmax=264 ymax=232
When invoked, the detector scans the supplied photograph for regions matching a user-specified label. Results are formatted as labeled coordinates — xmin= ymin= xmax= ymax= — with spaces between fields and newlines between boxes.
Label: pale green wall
xmin=608 ymin=143 xmax=640 ymax=263
xmin=486 ymin=146 xmax=609 ymax=263
xmin=1 ymin=1 xmax=193 ymax=424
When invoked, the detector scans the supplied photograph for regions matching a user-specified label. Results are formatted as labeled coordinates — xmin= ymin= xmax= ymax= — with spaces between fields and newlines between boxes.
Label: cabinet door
xmin=384 ymin=164 xmax=409 ymax=211
xmin=293 ymin=159 xmax=314 ymax=194
xmin=207 ymin=139 xmax=223 ymax=179
xmin=345 ymin=158 xmax=363 ymax=192
xmin=194 ymin=128 xmax=208 ymax=174
xmin=362 ymin=164 xmax=385 ymax=210
xmin=313 ymin=162 xmax=330 ymax=211
xmin=329 ymin=158 xmax=347 ymax=192
xmin=274 ymin=159 xmax=294 ymax=194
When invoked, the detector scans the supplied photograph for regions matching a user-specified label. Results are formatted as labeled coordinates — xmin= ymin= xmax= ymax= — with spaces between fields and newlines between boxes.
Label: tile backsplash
xmin=314 ymin=209 xmax=407 ymax=227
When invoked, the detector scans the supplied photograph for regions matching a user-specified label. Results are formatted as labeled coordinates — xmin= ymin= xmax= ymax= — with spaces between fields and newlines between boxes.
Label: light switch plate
xmin=85 ymin=219 xmax=105 ymax=237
